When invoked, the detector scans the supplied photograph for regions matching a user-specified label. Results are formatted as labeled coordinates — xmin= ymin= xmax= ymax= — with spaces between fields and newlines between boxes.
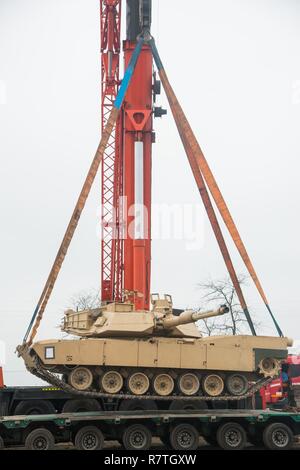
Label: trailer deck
xmin=1 ymin=408 xmax=300 ymax=451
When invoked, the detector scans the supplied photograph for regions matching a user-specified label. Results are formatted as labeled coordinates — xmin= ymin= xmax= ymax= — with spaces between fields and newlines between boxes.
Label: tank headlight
xmin=45 ymin=346 xmax=55 ymax=359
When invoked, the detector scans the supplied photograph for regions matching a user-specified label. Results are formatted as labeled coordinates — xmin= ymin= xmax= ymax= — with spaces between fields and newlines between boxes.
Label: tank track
xmin=25 ymin=352 xmax=272 ymax=402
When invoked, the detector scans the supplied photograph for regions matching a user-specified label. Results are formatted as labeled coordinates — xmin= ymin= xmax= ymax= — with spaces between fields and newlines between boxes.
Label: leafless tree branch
xmin=69 ymin=289 xmax=101 ymax=311
xmin=197 ymin=275 xmax=261 ymax=336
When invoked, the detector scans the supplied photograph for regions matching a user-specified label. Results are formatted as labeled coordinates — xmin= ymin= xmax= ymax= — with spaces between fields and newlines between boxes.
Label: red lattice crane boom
xmin=100 ymin=0 xmax=123 ymax=303
xmin=100 ymin=1 xmax=159 ymax=309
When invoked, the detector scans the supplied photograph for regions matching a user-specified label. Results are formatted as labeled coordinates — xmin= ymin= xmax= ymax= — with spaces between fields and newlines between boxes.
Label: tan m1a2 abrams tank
xmin=24 ymin=294 xmax=292 ymax=400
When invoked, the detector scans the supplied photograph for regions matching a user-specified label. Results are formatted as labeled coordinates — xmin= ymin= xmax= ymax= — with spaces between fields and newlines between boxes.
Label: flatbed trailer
xmin=1 ymin=408 xmax=300 ymax=451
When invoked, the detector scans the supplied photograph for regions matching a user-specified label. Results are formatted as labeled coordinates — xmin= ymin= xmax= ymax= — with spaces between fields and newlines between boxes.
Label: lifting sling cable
xmin=22 ymin=38 xmax=145 ymax=346
xmin=149 ymin=39 xmax=283 ymax=337
xmin=169 ymin=95 xmax=256 ymax=335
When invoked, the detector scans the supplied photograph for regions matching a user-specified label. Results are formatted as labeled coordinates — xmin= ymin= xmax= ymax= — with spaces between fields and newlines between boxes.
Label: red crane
xmin=22 ymin=0 xmax=283 ymax=347
xmin=98 ymin=0 xmax=280 ymax=335
xmin=100 ymin=0 xmax=123 ymax=303
xmin=100 ymin=1 xmax=160 ymax=309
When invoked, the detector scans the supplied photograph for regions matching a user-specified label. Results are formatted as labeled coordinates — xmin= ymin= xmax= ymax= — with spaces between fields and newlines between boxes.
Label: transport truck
xmin=1 ymin=366 xmax=300 ymax=451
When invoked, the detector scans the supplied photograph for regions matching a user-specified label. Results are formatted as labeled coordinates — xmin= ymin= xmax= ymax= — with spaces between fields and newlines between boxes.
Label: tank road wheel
xmin=202 ymin=374 xmax=224 ymax=397
xmin=25 ymin=428 xmax=55 ymax=451
xmin=74 ymin=426 xmax=104 ymax=451
xmin=100 ymin=371 xmax=123 ymax=394
xmin=178 ymin=373 xmax=200 ymax=396
xmin=122 ymin=424 xmax=152 ymax=450
xmin=226 ymin=374 xmax=249 ymax=396
xmin=258 ymin=358 xmax=281 ymax=378
xmin=127 ymin=372 xmax=150 ymax=395
xmin=263 ymin=423 xmax=293 ymax=450
xmin=216 ymin=422 xmax=247 ymax=450
xmin=69 ymin=367 xmax=93 ymax=391
xmin=153 ymin=373 xmax=174 ymax=396
xmin=170 ymin=423 xmax=199 ymax=450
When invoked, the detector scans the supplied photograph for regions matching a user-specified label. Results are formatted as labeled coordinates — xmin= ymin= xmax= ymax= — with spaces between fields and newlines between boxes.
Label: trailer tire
xmin=62 ymin=399 xmax=102 ymax=414
xmin=0 ymin=436 xmax=4 ymax=449
xmin=169 ymin=399 xmax=208 ymax=411
xmin=74 ymin=426 xmax=104 ymax=451
xmin=14 ymin=400 xmax=56 ymax=416
xmin=211 ymin=400 xmax=228 ymax=410
xmin=122 ymin=424 xmax=152 ymax=450
xmin=25 ymin=428 xmax=55 ymax=450
xmin=217 ymin=422 xmax=247 ymax=450
xmin=170 ymin=423 xmax=199 ymax=450
xmin=118 ymin=399 xmax=157 ymax=411
xmin=263 ymin=422 xmax=293 ymax=450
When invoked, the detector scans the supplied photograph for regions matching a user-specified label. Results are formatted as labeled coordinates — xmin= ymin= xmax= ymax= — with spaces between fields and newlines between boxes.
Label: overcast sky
xmin=1 ymin=0 xmax=300 ymax=385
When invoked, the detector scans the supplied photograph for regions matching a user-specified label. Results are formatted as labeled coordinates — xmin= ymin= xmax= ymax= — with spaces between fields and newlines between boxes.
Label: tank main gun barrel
xmin=191 ymin=304 xmax=229 ymax=322
xmin=161 ymin=305 xmax=229 ymax=329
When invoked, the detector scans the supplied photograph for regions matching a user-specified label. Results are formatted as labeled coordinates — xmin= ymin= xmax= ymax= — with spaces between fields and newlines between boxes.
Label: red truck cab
xmin=260 ymin=355 xmax=300 ymax=408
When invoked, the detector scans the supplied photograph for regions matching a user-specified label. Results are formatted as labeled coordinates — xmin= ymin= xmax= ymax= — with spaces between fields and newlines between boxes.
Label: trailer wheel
xmin=25 ymin=428 xmax=55 ymax=450
xmin=122 ymin=424 xmax=152 ymax=450
xmin=263 ymin=423 xmax=293 ymax=450
xmin=74 ymin=426 xmax=104 ymax=451
xmin=217 ymin=422 xmax=246 ymax=450
xmin=211 ymin=400 xmax=228 ymax=410
xmin=169 ymin=399 xmax=207 ymax=411
xmin=170 ymin=423 xmax=199 ymax=450
xmin=0 ymin=436 xmax=4 ymax=449
xmin=62 ymin=399 xmax=102 ymax=414
xmin=14 ymin=400 xmax=56 ymax=416
xmin=118 ymin=399 xmax=157 ymax=411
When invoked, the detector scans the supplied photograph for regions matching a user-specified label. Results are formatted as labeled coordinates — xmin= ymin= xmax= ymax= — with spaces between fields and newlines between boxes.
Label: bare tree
xmin=69 ymin=289 xmax=101 ymax=311
xmin=197 ymin=275 xmax=261 ymax=336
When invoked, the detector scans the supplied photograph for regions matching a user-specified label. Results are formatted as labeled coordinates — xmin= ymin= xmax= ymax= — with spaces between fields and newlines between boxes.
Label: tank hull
xmin=33 ymin=335 xmax=288 ymax=372
xmin=30 ymin=335 xmax=289 ymax=398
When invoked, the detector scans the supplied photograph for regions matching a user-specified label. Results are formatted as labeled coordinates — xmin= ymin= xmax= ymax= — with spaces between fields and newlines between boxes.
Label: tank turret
xmin=61 ymin=294 xmax=229 ymax=339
